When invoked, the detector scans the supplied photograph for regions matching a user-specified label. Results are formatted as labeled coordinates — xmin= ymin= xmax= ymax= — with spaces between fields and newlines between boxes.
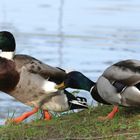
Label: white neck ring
xmin=0 ymin=51 xmax=15 ymax=60
xmin=89 ymin=85 xmax=95 ymax=93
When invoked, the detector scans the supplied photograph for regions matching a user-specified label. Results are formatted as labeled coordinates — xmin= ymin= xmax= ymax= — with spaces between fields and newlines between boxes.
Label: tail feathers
xmin=76 ymin=96 xmax=87 ymax=103
xmin=64 ymin=90 xmax=88 ymax=110
xmin=69 ymin=96 xmax=88 ymax=109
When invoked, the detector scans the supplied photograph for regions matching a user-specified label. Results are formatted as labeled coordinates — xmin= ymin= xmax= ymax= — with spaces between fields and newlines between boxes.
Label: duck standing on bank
xmin=56 ymin=60 xmax=140 ymax=120
xmin=0 ymin=31 xmax=88 ymax=124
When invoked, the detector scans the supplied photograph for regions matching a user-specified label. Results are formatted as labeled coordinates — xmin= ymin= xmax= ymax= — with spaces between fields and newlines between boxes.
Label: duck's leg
xmin=43 ymin=110 xmax=52 ymax=120
xmin=106 ymin=105 xmax=119 ymax=119
xmin=98 ymin=106 xmax=119 ymax=121
xmin=6 ymin=107 xmax=39 ymax=124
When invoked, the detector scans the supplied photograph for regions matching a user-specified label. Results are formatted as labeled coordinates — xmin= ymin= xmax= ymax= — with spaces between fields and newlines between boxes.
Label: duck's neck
xmin=79 ymin=76 xmax=96 ymax=92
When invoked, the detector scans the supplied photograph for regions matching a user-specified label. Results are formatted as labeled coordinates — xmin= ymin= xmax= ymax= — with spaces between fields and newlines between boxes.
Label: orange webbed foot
xmin=98 ymin=106 xmax=119 ymax=121
xmin=43 ymin=110 xmax=52 ymax=120
xmin=5 ymin=107 xmax=39 ymax=124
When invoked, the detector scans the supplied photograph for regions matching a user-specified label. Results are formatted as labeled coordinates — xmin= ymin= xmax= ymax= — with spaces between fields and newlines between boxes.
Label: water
xmin=0 ymin=0 xmax=140 ymax=124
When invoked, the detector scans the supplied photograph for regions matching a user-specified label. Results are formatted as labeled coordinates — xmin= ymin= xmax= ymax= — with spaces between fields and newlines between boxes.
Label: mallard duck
xmin=0 ymin=31 xmax=88 ymax=124
xmin=0 ymin=31 xmax=19 ymax=94
xmin=56 ymin=59 xmax=140 ymax=119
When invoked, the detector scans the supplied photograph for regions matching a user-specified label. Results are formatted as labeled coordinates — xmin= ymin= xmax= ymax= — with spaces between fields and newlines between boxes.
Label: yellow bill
xmin=55 ymin=82 xmax=65 ymax=89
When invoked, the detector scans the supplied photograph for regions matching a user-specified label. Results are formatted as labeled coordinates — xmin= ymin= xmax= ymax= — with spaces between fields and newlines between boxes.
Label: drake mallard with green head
xmin=56 ymin=60 xmax=140 ymax=120
xmin=0 ymin=31 xmax=19 ymax=93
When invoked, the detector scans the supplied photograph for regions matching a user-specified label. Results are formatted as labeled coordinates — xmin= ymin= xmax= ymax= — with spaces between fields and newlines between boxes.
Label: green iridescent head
xmin=0 ymin=31 xmax=15 ymax=52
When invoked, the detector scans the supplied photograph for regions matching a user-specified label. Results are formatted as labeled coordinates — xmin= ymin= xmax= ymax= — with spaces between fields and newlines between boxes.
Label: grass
xmin=1 ymin=105 xmax=140 ymax=140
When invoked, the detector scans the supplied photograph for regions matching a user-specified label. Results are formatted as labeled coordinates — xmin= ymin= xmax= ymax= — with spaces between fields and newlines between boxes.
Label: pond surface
xmin=0 ymin=0 xmax=140 ymax=124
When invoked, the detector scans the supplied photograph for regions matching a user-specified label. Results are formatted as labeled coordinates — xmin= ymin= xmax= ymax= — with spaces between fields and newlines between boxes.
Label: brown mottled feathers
xmin=0 ymin=57 xmax=19 ymax=92
xmin=14 ymin=54 xmax=66 ymax=84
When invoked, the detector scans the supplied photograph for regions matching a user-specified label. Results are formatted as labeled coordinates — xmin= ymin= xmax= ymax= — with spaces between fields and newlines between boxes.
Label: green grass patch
xmin=1 ymin=105 xmax=140 ymax=140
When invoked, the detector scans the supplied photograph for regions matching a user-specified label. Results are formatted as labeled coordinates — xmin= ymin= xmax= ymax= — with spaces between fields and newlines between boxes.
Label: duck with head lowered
xmin=56 ymin=60 xmax=140 ymax=120
xmin=0 ymin=31 xmax=88 ymax=124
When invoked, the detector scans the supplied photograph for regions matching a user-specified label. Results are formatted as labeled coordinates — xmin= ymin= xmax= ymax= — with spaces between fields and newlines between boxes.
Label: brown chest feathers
xmin=0 ymin=57 xmax=19 ymax=92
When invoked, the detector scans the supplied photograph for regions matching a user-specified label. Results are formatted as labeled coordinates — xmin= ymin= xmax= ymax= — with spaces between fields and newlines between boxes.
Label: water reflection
xmin=58 ymin=0 xmax=64 ymax=67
